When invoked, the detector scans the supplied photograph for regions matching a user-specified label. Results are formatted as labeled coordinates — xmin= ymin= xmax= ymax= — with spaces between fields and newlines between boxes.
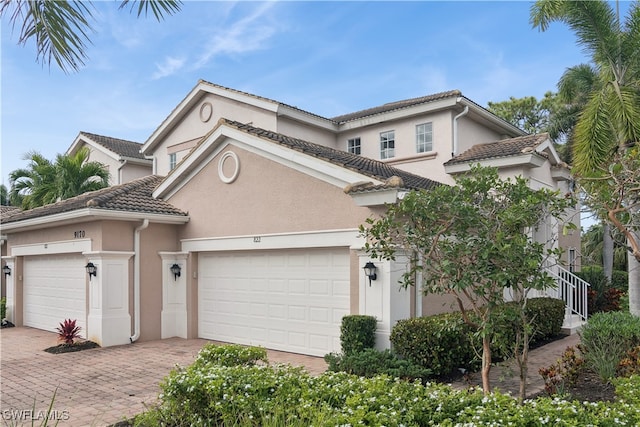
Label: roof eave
xmin=444 ymin=153 xmax=546 ymax=174
xmin=337 ymin=97 xmax=459 ymax=131
xmin=67 ymin=133 xmax=121 ymax=161
xmin=458 ymin=98 xmax=527 ymax=137
xmin=277 ymin=104 xmax=339 ymax=131
xmin=349 ymin=188 xmax=405 ymax=207
xmin=141 ymin=81 xmax=280 ymax=155
xmin=2 ymin=209 xmax=189 ymax=233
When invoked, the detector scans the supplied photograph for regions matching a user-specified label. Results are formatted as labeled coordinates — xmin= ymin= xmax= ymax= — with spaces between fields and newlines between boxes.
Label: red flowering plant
xmin=56 ymin=319 xmax=82 ymax=345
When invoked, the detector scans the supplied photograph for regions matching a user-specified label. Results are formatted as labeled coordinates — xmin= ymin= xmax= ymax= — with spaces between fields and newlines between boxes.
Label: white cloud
xmin=194 ymin=2 xmax=280 ymax=69
xmin=152 ymin=56 xmax=187 ymax=80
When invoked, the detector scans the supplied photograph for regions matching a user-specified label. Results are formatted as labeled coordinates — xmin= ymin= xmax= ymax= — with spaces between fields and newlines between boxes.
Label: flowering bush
xmin=133 ymin=344 xmax=640 ymax=426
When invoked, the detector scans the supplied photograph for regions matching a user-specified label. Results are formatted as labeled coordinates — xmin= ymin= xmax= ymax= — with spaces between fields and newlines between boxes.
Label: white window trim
xmin=380 ymin=130 xmax=395 ymax=159
xmin=347 ymin=137 xmax=361 ymax=155
xmin=416 ymin=122 xmax=433 ymax=153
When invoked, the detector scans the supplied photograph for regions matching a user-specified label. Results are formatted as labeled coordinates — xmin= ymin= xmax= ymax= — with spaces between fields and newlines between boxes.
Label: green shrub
xmin=324 ymin=348 xmax=432 ymax=381
xmin=0 ymin=296 xmax=6 ymax=320
xmin=580 ymin=311 xmax=640 ymax=381
xmin=390 ymin=312 xmax=478 ymax=377
xmin=489 ymin=297 xmax=565 ymax=360
xmin=134 ymin=347 xmax=640 ymax=427
xmin=576 ymin=266 xmax=627 ymax=314
xmin=340 ymin=315 xmax=376 ymax=355
xmin=525 ymin=297 xmax=566 ymax=340
xmin=192 ymin=343 xmax=267 ymax=369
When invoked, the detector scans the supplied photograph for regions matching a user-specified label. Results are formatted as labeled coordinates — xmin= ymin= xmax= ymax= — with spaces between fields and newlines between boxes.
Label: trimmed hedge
xmin=324 ymin=348 xmax=432 ymax=381
xmin=390 ymin=312 xmax=479 ymax=377
xmin=340 ymin=315 xmax=376 ymax=355
xmin=391 ymin=297 xmax=565 ymax=376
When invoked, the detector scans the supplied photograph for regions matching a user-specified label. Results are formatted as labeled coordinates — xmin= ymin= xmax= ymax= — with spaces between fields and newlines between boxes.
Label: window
xmin=380 ymin=131 xmax=395 ymax=159
xmin=347 ymin=137 xmax=361 ymax=155
xmin=169 ymin=153 xmax=177 ymax=170
xmin=416 ymin=122 xmax=433 ymax=153
xmin=568 ymin=248 xmax=576 ymax=272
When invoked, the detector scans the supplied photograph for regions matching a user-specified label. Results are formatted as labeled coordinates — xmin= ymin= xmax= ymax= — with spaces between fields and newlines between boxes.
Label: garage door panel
xmin=199 ymin=248 xmax=349 ymax=356
xmin=23 ymin=255 xmax=86 ymax=337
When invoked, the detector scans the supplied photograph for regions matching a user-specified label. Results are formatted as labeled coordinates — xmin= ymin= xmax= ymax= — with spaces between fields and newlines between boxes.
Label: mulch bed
xmin=44 ymin=340 xmax=100 ymax=354
xmin=1 ymin=320 xmax=15 ymax=328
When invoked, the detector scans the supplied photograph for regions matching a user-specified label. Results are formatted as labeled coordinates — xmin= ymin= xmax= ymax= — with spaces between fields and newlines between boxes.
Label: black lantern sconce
xmin=2 ymin=265 xmax=11 ymax=279
xmin=363 ymin=261 xmax=377 ymax=286
xmin=85 ymin=262 xmax=97 ymax=280
xmin=170 ymin=263 xmax=181 ymax=281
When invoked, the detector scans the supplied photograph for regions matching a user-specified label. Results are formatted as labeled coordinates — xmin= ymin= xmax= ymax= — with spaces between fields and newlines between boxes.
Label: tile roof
xmin=199 ymin=80 xmax=462 ymax=125
xmin=444 ymin=133 xmax=550 ymax=166
xmin=80 ymin=132 xmax=147 ymax=160
xmin=1 ymin=175 xmax=187 ymax=225
xmin=0 ymin=206 xmax=20 ymax=218
xmin=331 ymin=90 xmax=462 ymax=123
xmin=222 ymin=119 xmax=442 ymax=191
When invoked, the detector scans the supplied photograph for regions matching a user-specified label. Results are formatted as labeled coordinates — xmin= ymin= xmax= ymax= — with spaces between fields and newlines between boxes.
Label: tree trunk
xmin=603 ymin=222 xmax=614 ymax=281
xmin=629 ymin=232 xmax=640 ymax=316
xmin=481 ymin=336 xmax=492 ymax=394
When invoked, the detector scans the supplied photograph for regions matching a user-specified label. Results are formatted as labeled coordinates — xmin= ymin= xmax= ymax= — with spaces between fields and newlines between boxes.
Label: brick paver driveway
xmin=0 ymin=327 xmax=326 ymax=426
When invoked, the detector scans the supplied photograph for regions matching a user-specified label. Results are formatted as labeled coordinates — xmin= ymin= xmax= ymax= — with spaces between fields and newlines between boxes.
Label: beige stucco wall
xmin=167 ymin=144 xmax=375 ymax=239
xmin=119 ymin=162 xmax=152 ymax=184
xmin=277 ymin=117 xmax=338 ymax=149
xmin=138 ymin=222 xmax=180 ymax=341
xmin=153 ymin=93 xmax=279 ymax=176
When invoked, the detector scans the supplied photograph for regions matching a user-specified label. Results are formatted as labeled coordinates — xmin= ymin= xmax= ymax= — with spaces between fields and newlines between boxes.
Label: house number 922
xmin=73 ymin=230 xmax=85 ymax=238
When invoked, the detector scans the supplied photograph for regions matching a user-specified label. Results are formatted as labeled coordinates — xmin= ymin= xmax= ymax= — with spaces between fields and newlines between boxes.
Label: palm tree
xmin=9 ymin=151 xmax=59 ymax=209
xmin=54 ymin=147 xmax=109 ymax=200
xmin=0 ymin=0 xmax=181 ymax=73
xmin=531 ymin=0 xmax=640 ymax=174
xmin=548 ymin=64 xmax=618 ymax=279
xmin=9 ymin=148 xmax=109 ymax=209
xmin=531 ymin=0 xmax=640 ymax=314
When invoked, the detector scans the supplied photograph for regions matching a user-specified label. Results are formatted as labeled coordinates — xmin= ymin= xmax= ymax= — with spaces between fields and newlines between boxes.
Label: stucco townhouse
xmin=0 ymin=80 xmax=581 ymax=356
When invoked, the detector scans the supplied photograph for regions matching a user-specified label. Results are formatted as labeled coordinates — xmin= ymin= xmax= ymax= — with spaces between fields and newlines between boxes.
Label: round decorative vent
xmin=218 ymin=151 xmax=240 ymax=184
xmin=199 ymin=102 xmax=213 ymax=123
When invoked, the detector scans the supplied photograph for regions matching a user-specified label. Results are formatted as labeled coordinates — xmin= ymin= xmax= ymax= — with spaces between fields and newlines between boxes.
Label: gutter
xmin=452 ymin=105 xmax=469 ymax=157
xmin=130 ymin=219 xmax=149 ymax=343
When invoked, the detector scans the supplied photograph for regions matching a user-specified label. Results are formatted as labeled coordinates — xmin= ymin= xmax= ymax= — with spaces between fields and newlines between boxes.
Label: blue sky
xmin=0 ymin=1 xmax=620 ymax=188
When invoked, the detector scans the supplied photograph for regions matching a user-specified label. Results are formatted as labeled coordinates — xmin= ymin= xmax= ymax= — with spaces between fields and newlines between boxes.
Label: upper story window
xmin=347 ymin=137 xmax=361 ymax=155
xmin=416 ymin=122 xmax=433 ymax=153
xmin=169 ymin=153 xmax=177 ymax=170
xmin=380 ymin=131 xmax=395 ymax=159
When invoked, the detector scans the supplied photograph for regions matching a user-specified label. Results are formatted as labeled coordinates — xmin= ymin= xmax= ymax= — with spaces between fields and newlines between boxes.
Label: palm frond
xmin=3 ymin=0 xmax=95 ymax=73
xmin=118 ymin=0 xmax=182 ymax=20
xmin=573 ymin=90 xmax=617 ymax=175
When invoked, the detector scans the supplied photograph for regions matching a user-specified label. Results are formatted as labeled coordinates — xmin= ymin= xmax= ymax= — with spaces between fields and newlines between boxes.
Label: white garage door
xmin=23 ymin=254 xmax=87 ymax=337
xmin=199 ymin=248 xmax=350 ymax=356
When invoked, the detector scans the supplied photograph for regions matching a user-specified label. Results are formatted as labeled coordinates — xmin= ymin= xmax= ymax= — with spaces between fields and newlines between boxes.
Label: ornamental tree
xmin=360 ymin=165 xmax=576 ymax=399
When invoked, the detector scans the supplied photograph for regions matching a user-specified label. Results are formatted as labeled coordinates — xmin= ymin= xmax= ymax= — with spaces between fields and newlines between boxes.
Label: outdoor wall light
xmin=363 ymin=261 xmax=377 ymax=286
xmin=85 ymin=262 xmax=97 ymax=280
xmin=2 ymin=265 xmax=11 ymax=278
xmin=170 ymin=263 xmax=181 ymax=281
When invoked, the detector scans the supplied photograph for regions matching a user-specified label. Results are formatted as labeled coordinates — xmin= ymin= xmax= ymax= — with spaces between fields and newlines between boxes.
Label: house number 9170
xmin=74 ymin=230 xmax=85 ymax=238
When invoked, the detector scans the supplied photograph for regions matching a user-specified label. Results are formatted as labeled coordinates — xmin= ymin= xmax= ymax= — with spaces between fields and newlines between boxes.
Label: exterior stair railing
xmin=541 ymin=264 xmax=590 ymax=330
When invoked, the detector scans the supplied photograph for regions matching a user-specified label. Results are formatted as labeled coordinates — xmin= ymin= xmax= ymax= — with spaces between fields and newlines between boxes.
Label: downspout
xmin=452 ymin=105 xmax=469 ymax=157
xmin=130 ymin=219 xmax=149 ymax=343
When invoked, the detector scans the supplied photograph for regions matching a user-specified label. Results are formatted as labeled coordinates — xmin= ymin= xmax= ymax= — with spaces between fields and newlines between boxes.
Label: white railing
xmin=542 ymin=264 xmax=590 ymax=326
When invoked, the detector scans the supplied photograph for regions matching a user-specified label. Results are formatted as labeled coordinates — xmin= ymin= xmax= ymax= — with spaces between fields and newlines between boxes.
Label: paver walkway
xmin=1 ymin=326 xmax=580 ymax=426
xmin=0 ymin=327 xmax=326 ymax=426
xmin=449 ymin=333 xmax=581 ymax=397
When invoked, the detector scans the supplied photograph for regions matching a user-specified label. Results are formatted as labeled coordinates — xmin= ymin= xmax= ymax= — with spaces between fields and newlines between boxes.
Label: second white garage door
xmin=23 ymin=254 xmax=87 ymax=337
xmin=199 ymin=248 xmax=350 ymax=356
